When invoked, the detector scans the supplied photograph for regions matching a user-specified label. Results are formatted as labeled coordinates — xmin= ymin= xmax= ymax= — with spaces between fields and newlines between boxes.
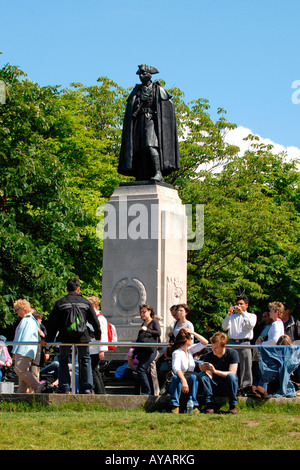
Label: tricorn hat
xmin=136 ymin=64 xmax=159 ymax=75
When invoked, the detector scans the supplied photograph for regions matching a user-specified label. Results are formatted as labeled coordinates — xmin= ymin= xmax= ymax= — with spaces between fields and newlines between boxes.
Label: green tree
xmin=56 ymin=78 xmax=128 ymax=294
xmin=1 ymin=63 xmax=299 ymax=337
xmin=182 ymin=139 xmax=300 ymax=333
xmin=0 ymin=65 xmax=85 ymax=325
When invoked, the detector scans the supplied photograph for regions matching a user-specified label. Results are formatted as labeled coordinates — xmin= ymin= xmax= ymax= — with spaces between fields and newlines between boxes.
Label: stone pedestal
xmin=100 ymin=182 xmax=187 ymax=342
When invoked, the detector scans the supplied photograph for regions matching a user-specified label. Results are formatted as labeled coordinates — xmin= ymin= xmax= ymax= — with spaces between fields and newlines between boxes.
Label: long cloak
xmin=118 ymin=83 xmax=180 ymax=179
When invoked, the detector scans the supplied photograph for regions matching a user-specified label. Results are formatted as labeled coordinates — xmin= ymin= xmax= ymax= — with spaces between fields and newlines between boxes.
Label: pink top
xmin=0 ymin=344 xmax=13 ymax=366
xmin=128 ymin=348 xmax=139 ymax=367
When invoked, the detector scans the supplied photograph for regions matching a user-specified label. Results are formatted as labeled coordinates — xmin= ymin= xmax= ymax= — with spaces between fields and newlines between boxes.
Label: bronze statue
xmin=118 ymin=65 xmax=180 ymax=182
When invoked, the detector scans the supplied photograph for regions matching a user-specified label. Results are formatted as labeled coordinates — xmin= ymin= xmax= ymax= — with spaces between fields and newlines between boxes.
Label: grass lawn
xmin=0 ymin=400 xmax=299 ymax=451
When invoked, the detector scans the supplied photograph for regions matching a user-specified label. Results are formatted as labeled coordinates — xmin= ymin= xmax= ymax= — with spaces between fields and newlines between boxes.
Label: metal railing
xmin=5 ymin=340 xmax=172 ymax=394
xmin=3 ymin=340 xmax=297 ymax=395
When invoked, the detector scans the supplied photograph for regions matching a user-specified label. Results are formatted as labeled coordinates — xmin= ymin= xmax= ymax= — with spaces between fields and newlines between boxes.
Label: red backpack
xmin=107 ymin=321 xmax=118 ymax=350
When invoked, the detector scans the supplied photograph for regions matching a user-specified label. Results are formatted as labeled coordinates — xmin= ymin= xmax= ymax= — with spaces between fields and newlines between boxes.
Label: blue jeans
xmin=136 ymin=349 xmax=157 ymax=395
xmin=40 ymin=360 xmax=59 ymax=380
xmin=257 ymin=345 xmax=300 ymax=398
xmin=169 ymin=373 xmax=199 ymax=407
xmin=58 ymin=345 xmax=93 ymax=393
xmin=198 ymin=372 xmax=238 ymax=406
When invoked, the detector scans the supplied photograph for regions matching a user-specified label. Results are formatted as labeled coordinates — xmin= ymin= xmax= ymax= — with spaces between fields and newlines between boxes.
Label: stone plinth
xmin=100 ymin=182 xmax=187 ymax=342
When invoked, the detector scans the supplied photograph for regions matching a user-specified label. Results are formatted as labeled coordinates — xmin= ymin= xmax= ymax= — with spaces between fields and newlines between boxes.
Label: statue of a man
xmin=118 ymin=65 xmax=180 ymax=182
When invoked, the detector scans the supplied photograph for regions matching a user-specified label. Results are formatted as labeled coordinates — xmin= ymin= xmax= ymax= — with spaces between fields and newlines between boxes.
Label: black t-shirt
xmin=202 ymin=348 xmax=239 ymax=373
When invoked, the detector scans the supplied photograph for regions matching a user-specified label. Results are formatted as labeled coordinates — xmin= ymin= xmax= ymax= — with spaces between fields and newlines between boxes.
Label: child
xmin=0 ymin=335 xmax=13 ymax=381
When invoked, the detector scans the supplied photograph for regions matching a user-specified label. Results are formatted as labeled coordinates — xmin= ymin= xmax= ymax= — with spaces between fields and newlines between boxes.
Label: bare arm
xmin=176 ymin=369 xmax=189 ymax=394
xmin=200 ymin=361 xmax=238 ymax=378
xmin=186 ymin=330 xmax=209 ymax=346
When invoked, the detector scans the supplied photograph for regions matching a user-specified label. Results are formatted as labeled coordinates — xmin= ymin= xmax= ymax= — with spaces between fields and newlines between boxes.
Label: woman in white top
xmin=172 ymin=304 xmax=194 ymax=341
xmin=168 ymin=328 xmax=208 ymax=413
xmin=87 ymin=296 xmax=109 ymax=394
xmin=258 ymin=302 xmax=285 ymax=345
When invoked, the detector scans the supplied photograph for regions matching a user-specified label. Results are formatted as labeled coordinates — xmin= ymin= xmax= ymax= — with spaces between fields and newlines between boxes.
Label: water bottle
xmin=186 ymin=396 xmax=194 ymax=414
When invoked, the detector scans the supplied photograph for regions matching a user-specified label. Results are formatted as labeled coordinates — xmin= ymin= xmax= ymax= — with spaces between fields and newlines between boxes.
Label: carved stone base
xmin=100 ymin=182 xmax=187 ymax=342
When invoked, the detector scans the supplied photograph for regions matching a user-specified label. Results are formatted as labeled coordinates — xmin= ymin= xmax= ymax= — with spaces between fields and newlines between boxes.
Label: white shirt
xmin=172 ymin=342 xmax=206 ymax=374
xmin=173 ymin=321 xmax=194 ymax=342
xmin=222 ymin=311 xmax=257 ymax=340
xmin=262 ymin=320 xmax=284 ymax=345
xmin=88 ymin=311 xmax=109 ymax=354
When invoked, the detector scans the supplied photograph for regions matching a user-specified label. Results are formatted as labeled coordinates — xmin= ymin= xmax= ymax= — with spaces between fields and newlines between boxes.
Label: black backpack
xmin=60 ymin=301 xmax=88 ymax=338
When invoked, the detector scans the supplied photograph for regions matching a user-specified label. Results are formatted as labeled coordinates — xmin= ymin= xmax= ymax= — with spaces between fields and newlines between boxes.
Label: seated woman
xmin=168 ymin=328 xmax=208 ymax=414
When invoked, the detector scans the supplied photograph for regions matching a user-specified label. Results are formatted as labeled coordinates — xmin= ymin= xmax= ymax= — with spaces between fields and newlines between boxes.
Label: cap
xmin=136 ymin=64 xmax=159 ymax=75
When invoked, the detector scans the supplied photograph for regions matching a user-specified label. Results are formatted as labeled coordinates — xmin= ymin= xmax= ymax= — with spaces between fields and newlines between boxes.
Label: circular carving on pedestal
xmin=112 ymin=278 xmax=147 ymax=317
xmin=118 ymin=285 xmax=140 ymax=309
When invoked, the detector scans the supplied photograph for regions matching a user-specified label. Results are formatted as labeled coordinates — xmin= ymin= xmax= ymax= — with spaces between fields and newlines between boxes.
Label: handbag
xmin=136 ymin=329 xmax=157 ymax=355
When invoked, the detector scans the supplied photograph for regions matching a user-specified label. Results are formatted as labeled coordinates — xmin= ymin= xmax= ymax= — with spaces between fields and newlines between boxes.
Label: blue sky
xmin=1 ymin=0 xmax=300 ymax=151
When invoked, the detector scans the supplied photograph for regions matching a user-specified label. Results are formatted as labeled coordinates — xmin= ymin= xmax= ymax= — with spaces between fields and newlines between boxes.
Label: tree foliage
xmin=0 ymin=65 xmax=85 ymax=322
xmin=183 ymin=143 xmax=300 ymax=332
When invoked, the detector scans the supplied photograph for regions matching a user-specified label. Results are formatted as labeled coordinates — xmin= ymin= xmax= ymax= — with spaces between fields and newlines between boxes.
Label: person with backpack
xmin=46 ymin=278 xmax=101 ymax=394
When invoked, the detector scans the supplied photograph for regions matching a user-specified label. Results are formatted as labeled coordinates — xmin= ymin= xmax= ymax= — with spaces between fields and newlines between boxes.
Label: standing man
xmin=282 ymin=304 xmax=300 ymax=343
xmin=222 ymin=294 xmax=257 ymax=388
xmin=118 ymin=64 xmax=180 ymax=182
xmin=46 ymin=278 xmax=101 ymax=394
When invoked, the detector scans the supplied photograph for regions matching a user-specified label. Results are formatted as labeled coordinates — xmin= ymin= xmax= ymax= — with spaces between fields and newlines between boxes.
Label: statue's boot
xmin=150 ymin=151 xmax=163 ymax=182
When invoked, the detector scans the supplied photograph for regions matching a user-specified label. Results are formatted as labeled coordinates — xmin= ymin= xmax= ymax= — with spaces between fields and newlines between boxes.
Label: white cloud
xmin=224 ymin=126 xmax=300 ymax=164
xmin=197 ymin=126 xmax=300 ymax=174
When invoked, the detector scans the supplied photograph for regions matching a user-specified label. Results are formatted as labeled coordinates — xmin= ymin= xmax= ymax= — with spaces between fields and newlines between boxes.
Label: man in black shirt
xmin=46 ymin=278 xmax=101 ymax=394
xmin=198 ymin=332 xmax=239 ymax=414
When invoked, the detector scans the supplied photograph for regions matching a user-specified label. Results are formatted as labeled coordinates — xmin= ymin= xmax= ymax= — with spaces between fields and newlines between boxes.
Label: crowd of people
xmin=0 ymin=278 xmax=106 ymax=394
xmin=0 ymin=282 xmax=299 ymax=414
